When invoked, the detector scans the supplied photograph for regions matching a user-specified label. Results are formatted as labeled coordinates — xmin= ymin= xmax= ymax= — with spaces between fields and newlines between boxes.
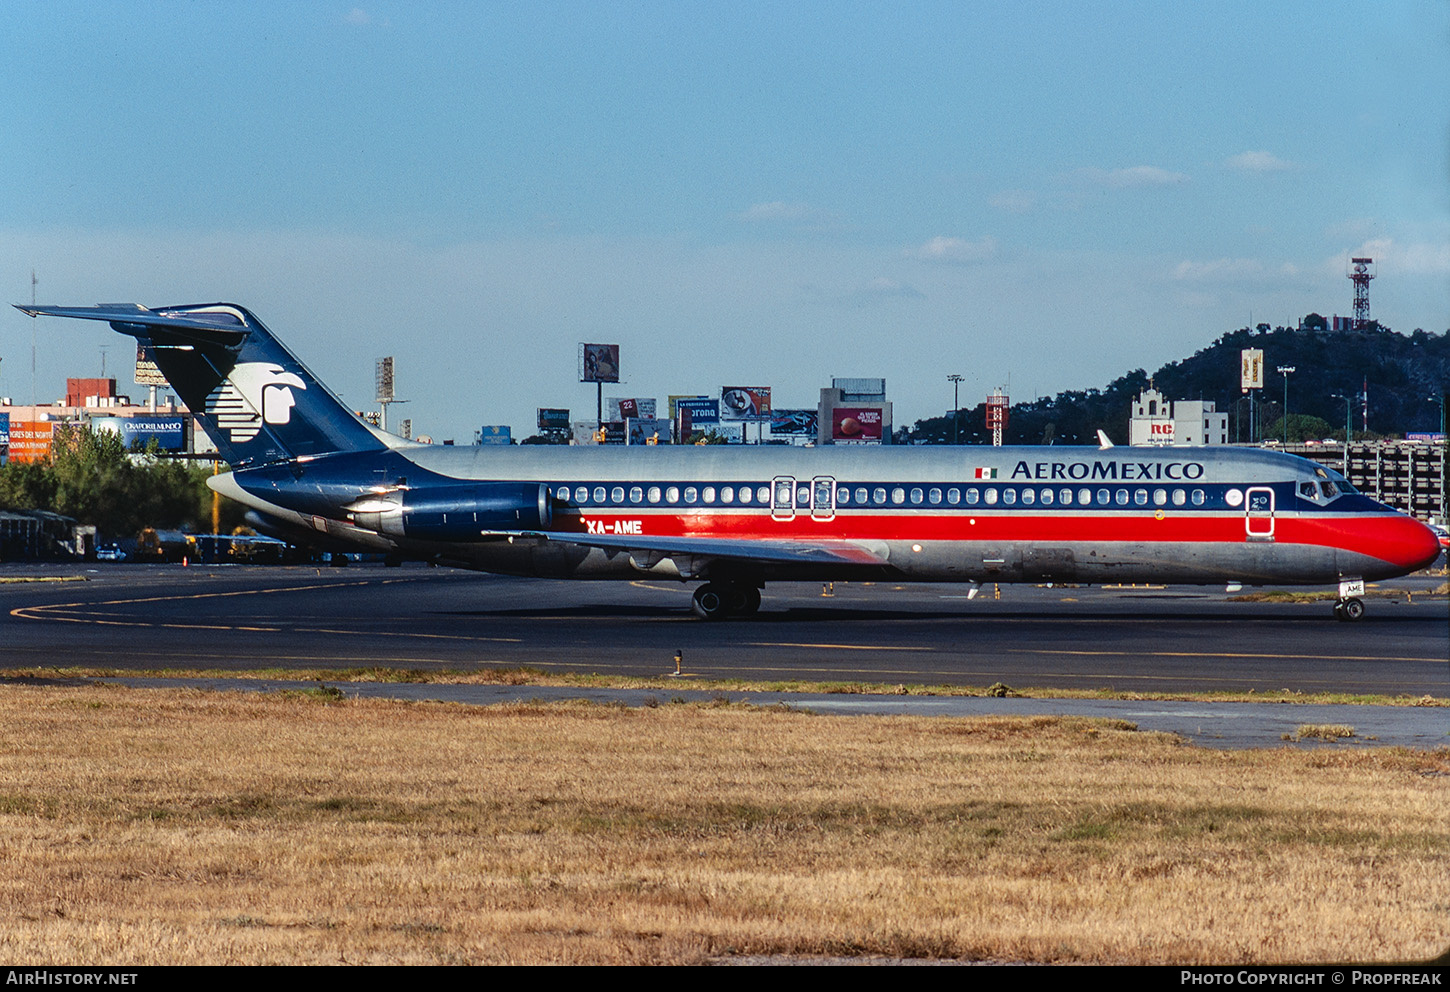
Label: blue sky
xmin=3 ymin=1 xmax=1447 ymax=440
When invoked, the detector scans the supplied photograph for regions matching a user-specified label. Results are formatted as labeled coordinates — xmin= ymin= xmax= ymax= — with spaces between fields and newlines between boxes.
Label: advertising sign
xmin=91 ymin=416 xmax=187 ymax=451
xmin=0 ymin=412 xmax=8 ymax=464
xmin=720 ymin=386 xmax=771 ymax=421
xmin=770 ymin=409 xmax=818 ymax=437
xmin=537 ymin=408 xmax=571 ymax=431
xmin=134 ymin=344 xmax=168 ymax=387
xmin=478 ymin=425 xmax=512 ymax=445
xmin=1240 ymin=349 xmax=1264 ymax=390
xmin=7 ymin=421 xmax=54 ymax=464
xmin=831 ymin=406 xmax=884 ymax=444
xmin=626 ymin=418 xmax=670 ymax=445
xmin=675 ymin=398 xmax=719 ymax=424
xmin=579 ymin=343 xmax=620 ymax=383
xmin=1147 ymin=420 xmax=1175 ymax=445
xmin=606 ymin=397 xmax=656 ymax=422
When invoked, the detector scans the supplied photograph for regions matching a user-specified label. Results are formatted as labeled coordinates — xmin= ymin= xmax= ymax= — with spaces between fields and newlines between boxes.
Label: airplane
xmin=16 ymin=302 xmax=1442 ymax=622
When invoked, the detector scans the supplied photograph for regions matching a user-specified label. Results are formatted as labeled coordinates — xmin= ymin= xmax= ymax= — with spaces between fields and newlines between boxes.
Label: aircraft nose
xmin=1387 ymin=517 xmax=1444 ymax=573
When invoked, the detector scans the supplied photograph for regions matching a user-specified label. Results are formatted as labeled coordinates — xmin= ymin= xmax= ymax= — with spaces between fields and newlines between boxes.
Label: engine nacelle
xmin=349 ymin=482 xmax=552 ymax=542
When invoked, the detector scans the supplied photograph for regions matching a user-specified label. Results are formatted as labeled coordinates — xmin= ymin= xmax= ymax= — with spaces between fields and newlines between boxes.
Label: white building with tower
xmin=1129 ymin=387 xmax=1228 ymax=446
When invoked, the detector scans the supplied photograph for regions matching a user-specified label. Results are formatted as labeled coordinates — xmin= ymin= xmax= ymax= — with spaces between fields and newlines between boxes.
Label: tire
xmin=1342 ymin=597 xmax=1365 ymax=621
xmin=691 ymin=584 xmax=729 ymax=620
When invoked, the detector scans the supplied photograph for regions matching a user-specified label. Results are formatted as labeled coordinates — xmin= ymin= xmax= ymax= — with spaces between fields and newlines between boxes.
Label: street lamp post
xmin=947 ymin=374 xmax=964 ymax=445
xmin=1332 ymin=393 xmax=1352 ymax=474
xmin=1276 ymin=366 xmax=1295 ymax=444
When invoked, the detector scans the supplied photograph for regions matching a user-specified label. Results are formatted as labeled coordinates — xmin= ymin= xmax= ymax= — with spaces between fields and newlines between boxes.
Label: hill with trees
xmin=898 ymin=318 xmax=1450 ymax=445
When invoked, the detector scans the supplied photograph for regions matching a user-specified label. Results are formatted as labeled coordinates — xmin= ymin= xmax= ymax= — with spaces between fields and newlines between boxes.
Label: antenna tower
xmin=1349 ymin=257 xmax=1374 ymax=330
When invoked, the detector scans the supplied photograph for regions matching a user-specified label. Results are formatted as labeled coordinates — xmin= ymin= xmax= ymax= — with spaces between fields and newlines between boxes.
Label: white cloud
xmin=1225 ymin=150 xmax=1292 ymax=173
xmin=1078 ymin=165 xmax=1189 ymax=188
xmin=1172 ymin=258 xmax=1300 ymax=284
xmin=910 ymin=235 xmax=997 ymax=264
xmin=1339 ymin=238 xmax=1450 ymax=276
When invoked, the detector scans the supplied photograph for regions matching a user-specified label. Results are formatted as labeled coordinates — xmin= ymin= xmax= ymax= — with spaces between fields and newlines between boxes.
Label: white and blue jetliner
xmin=17 ymin=302 xmax=1442 ymax=620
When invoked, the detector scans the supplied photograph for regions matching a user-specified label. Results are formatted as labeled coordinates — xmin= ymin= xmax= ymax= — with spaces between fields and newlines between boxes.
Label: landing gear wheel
xmin=737 ymin=586 xmax=762 ymax=616
xmin=1337 ymin=597 xmax=1365 ymax=622
xmin=692 ymin=584 xmax=730 ymax=620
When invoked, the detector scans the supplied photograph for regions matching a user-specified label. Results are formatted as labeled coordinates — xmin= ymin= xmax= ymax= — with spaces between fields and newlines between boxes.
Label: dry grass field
xmin=0 ymin=683 xmax=1446 ymax=965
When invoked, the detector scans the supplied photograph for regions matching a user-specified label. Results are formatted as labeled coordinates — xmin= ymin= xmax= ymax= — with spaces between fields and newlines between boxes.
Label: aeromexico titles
xmin=18 ymin=302 xmax=1441 ymax=621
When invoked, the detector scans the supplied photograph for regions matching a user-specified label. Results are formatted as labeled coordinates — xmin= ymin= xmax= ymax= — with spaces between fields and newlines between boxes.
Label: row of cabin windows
xmin=552 ymin=483 xmax=1210 ymax=509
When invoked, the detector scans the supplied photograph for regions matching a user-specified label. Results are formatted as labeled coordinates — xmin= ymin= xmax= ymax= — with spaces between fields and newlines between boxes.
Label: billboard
xmin=720 ymin=386 xmax=771 ymax=421
xmin=674 ymin=397 xmax=719 ymax=424
xmin=134 ymin=344 xmax=168 ymax=387
xmin=6 ymin=421 xmax=54 ymax=464
xmin=478 ymin=425 xmax=512 ymax=445
xmin=579 ymin=343 xmax=620 ymax=383
xmin=91 ymin=416 xmax=187 ymax=452
xmin=627 ymin=418 xmax=670 ymax=445
xmin=537 ymin=408 xmax=571 ymax=431
xmin=606 ymin=397 xmax=656 ymax=422
xmin=0 ymin=412 xmax=7 ymax=464
xmin=830 ymin=406 xmax=885 ymax=444
xmin=1240 ymin=349 xmax=1264 ymax=390
xmin=770 ymin=409 xmax=818 ymax=437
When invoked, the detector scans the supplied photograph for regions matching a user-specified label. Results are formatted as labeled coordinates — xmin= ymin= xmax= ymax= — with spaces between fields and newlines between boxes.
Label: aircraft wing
xmin=505 ymin=530 xmax=891 ymax=567
xmin=16 ymin=304 xmax=250 ymax=346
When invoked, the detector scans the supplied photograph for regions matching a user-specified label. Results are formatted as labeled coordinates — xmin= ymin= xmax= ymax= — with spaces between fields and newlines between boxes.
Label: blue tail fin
xmin=15 ymin=303 xmax=386 ymax=465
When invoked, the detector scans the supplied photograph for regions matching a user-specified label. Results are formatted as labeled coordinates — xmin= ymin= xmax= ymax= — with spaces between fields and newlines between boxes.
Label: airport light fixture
xmin=1276 ymin=366 xmax=1295 ymax=443
xmin=947 ymin=374 xmax=964 ymax=444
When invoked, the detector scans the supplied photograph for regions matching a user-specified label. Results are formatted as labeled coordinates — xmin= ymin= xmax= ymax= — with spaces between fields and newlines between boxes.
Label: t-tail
xmin=14 ymin=303 xmax=385 ymax=466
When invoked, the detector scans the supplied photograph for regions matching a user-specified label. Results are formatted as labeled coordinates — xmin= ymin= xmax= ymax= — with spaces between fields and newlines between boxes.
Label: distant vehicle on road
xmin=95 ymin=544 xmax=127 ymax=562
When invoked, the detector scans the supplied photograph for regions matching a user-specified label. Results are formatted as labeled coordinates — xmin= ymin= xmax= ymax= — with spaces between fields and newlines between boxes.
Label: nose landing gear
xmin=1333 ymin=597 xmax=1365 ymax=622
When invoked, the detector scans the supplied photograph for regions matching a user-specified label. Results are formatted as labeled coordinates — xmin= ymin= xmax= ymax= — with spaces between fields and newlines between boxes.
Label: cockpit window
xmin=1320 ymin=481 xmax=1338 ymax=499
xmin=1300 ymin=482 xmax=1318 ymax=499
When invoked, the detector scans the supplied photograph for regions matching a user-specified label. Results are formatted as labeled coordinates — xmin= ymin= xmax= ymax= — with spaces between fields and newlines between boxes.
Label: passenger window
xmin=928 ymin=488 xmax=942 ymax=505
xmin=575 ymin=486 xmax=589 ymax=503
xmin=757 ymin=486 xmax=770 ymax=504
xmin=965 ymin=488 xmax=979 ymax=505
xmin=892 ymin=487 xmax=906 ymax=505
xmin=1115 ymin=489 xmax=1129 ymax=506
xmin=873 ymin=488 xmax=887 ymax=505
xmin=1191 ymin=489 xmax=1206 ymax=506
xmin=1172 ymin=489 xmax=1186 ymax=506
xmin=647 ymin=486 xmax=661 ymax=504
xmin=721 ymin=487 xmax=734 ymax=503
xmin=1078 ymin=488 xmax=1091 ymax=506
xmin=984 ymin=488 xmax=998 ymax=505
xmin=611 ymin=487 xmax=625 ymax=504
xmin=703 ymin=486 xmax=716 ymax=503
xmin=629 ymin=486 xmax=643 ymax=504
xmin=797 ymin=485 xmax=811 ymax=505
xmin=909 ymin=488 xmax=923 ymax=505
xmin=1001 ymin=488 xmax=1016 ymax=505
xmin=856 ymin=487 xmax=869 ymax=504
xmin=1153 ymin=488 xmax=1167 ymax=506
xmin=836 ymin=488 xmax=850 ymax=506
xmin=665 ymin=486 xmax=679 ymax=504
xmin=1134 ymin=489 xmax=1148 ymax=506
xmin=1020 ymin=488 xmax=1034 ymax=506
xmin=1040 ymin=488 xmax=1054 ymax=506
xmin=1059 ymin=488 xmax=1072 ymax=505
xmin=739 ymin=486 xmax=752 ymax=504
xmin=593 ymin=486 xmax=607 ymax=504
xmin=684 ymin=486 xmax=697 ymax=504
xmin=947 ymin=488 xmax=960 ymax=505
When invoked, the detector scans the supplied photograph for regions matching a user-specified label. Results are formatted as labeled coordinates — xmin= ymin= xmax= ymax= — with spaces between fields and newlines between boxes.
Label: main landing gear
xmin=691 ymin=582 xmax=762 ymax=620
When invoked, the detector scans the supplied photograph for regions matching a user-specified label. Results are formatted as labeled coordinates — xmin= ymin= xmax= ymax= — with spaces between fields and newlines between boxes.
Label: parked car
xmin=95 ymin=544 xmax=127 ymax=562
